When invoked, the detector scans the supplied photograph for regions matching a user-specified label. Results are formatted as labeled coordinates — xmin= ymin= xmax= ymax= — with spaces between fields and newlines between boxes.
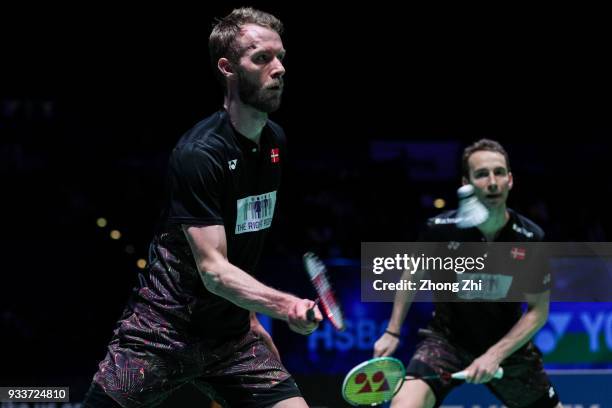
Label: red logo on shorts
xmin=270 ymin=148 xmax=280 ymax=163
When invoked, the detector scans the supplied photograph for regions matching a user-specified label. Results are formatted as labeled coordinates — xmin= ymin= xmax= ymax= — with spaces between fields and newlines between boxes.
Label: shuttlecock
xmin=456 ymin=184 xmax=489 ymax=228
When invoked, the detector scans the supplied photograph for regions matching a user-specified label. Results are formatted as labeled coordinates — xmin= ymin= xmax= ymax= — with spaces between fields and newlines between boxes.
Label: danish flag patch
xmin=270 ymin=148 xmax=280 ymax=163
xmin=510 ymin=247 xmax=526 ymax=260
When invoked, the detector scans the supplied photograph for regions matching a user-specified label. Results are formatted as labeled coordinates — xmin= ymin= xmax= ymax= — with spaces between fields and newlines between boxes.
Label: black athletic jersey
xmin=421 ymin=208 xmax=550 ymax=354
xmin=128 ymin=110 xmax=286 ymax=343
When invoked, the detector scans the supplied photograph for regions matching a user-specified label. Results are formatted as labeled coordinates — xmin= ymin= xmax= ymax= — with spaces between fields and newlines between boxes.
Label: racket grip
xmin=306 ymin=298 xmax=320 ymax=322
xmin=452 ymin=367 xmax=504 ymax=380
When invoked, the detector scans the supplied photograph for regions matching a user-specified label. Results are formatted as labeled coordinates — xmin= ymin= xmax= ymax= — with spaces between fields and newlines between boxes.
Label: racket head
xmin=303 ymin=252 xmax=346 ymax=331
xmin=341 ymin=357 xmax=406 ymax=406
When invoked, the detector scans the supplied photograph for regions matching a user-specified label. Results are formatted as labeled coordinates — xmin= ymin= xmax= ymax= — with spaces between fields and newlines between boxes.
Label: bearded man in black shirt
xmin=83 ymin=7 xmax=321 ymax=408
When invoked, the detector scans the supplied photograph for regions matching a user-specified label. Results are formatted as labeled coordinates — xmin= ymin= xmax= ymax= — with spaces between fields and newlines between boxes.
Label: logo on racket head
xmin=354 ymin=371 xmax=390 ymax=394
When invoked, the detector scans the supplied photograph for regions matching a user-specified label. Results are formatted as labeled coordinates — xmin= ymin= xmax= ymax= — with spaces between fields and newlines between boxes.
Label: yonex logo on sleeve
xmin=512 ymin=223 xmax=534 ymax=238
xmin=448 ymin=241 xmax=461 ymax=250
xmin=228 ymin=159 xmax=238 ymax=170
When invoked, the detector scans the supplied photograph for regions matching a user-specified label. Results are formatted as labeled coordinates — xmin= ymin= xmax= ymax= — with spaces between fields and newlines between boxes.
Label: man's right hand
xmin=288 ymin=298 xmax=322 ymax=335
xmin=373 ymin=332 xmax=400 ymax=357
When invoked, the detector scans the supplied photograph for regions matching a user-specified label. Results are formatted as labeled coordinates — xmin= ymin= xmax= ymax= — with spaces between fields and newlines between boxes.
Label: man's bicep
xmin=182 ymin=224 xmax=228 ymax=266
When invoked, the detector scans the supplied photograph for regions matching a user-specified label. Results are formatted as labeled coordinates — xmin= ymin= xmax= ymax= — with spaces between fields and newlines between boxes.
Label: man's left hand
xmin=464 ymin=352 xmax=502 ymax=384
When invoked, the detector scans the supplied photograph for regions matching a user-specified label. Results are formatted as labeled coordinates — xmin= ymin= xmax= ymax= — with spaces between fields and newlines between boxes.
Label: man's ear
xmin=508 ymin=172 xmax=514 ymax=190
xmin=461 ymin=176 xmax=470 ymax=186
xmin=217 ymin=58 xmax=234 ymax=79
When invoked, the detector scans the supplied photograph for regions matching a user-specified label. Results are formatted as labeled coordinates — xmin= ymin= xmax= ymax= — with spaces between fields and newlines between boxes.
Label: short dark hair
xmin=209 ymin=7 xmax=284 ymax=87
xmin=462 ymin=139 xmax=511 ymax=179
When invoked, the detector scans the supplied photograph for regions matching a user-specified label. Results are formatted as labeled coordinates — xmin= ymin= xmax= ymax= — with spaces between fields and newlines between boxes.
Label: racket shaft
xmin=406 ymin=367 xmax=503 ymax=381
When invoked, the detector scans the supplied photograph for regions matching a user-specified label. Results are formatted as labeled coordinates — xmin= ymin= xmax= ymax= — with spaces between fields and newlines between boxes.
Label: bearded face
xmin=236 ymin=67 xmax=283 ymax=113
xmin=225 ymin=24 xmax=286 ymax=113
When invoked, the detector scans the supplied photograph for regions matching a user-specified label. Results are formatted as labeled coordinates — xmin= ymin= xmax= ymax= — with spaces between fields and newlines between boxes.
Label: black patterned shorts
xmin=405 ymin=329 xmax=560 ymax=408
xmin=89 ymin=330 xmax=301 ymax=408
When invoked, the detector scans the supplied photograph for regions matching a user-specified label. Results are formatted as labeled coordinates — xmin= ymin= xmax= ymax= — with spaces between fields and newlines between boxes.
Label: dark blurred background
xmin=2 ymin=2 xmax=611 ymax=406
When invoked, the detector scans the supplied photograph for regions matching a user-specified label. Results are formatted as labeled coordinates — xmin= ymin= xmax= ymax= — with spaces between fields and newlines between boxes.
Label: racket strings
xmin=304 ymin=253 xmax=345 ymax=331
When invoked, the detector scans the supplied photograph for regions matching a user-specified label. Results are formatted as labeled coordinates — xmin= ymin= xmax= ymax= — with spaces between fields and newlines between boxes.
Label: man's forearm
xmin=486 ymin=307 xmax=547 ymax=361
xmin=199 ymin=259 xmax=298 ymax=320
xmin=387 ymin=269 xmax=422 ymax=332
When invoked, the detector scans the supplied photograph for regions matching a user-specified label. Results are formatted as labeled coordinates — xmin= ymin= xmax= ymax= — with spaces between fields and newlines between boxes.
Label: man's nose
xmin=487 ymin=174 xmax=498 ymax=190
xmin=271 ymin=57 xmax=285 ymax=79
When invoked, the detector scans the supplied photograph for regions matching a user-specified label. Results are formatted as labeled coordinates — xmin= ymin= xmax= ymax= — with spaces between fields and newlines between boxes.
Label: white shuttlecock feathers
xmin=456 ymin=184 xmax=489 ymax=228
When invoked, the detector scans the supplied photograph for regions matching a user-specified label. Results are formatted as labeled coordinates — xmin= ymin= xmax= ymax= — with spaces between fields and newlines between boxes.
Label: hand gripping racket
xmin=303 ymin=252 xmax=345 ymax=331
xmin=342 ymin=357 xmax=503 ymax=406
